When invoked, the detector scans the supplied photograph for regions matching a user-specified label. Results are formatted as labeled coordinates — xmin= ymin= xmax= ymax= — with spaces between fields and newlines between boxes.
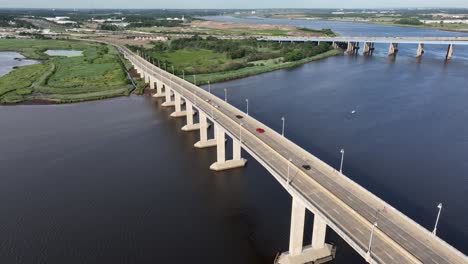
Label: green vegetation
xmin=394 ymin=18 xmax=423 ymax=25
xmin=0 ymin=39 xmax=134 ymax=104
xmin=129 ymin=36 xmax=340 ymax=84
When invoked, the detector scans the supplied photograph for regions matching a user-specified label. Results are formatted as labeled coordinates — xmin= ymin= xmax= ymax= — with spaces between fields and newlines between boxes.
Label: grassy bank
xmin=0 ymin=39 xmax=133 ymax=104
xmin=130 ymin=36 xmax=341 ymax=85
xmin=193 ymin=49 xmax=342 ymax=84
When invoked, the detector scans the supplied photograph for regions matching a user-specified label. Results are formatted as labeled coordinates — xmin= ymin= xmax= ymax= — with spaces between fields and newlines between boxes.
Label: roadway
xmin=120 ymin=46 xmax=468 ymax=264
xmin=258 ymin=36 xmax=468 ymax=45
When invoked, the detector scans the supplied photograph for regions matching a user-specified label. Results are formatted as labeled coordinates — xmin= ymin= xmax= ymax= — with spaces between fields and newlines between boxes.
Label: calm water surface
xmin=44 ymin=50 xmax=83 ymax=57
xmin=0 ymin=18 xmax=467 ymax=263
xmin=0 ymin=52 xmax=39 ymax=77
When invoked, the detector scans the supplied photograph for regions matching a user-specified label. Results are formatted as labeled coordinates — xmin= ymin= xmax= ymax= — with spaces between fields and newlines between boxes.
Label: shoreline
xmin=263 ymin=16 xmax=468 ymax=33
xmin=192 ymin=49 xmax=342 ymax=85
xmin=1 ymin=49 xmax=342 ymax=105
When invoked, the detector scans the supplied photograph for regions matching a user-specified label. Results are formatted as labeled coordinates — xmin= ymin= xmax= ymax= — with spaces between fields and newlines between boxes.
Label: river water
xmin=0 ymin=52 xmax=39 ymax=77
xmin=0 ymin=18 xmax=467 ymax=263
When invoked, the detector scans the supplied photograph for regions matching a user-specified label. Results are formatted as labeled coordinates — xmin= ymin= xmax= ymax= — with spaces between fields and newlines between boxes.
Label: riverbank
xmin=0 ymin=39 xmax=133 ymax=104
xmin=130 ymin=36 xmax=341 ymax=86
xmin=193 ymin=49 xmax=342 ymax=84
xmin=260 ymin=15 xmax=468 ymax=33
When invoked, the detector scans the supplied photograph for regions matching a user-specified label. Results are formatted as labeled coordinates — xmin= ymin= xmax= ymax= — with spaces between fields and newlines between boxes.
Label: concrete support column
xmin=215 ymin=124 xmax=226 ymax=164
xmin=161 ymin=86 xmax=175 ymax=107
xmin=446 ymin=44 xmax=454 ymax=60
xmin=363 ymin=42 xmax=374 ymax=55
xmin=152 ymin=80 xmax=165 ymax=98
xmin=182 ymin=101 xmax=200 ymax=131
xmin=170 ymin=92 xmax=187 ymax=117
xmin=277 ymin=204 xmax=335 ymax=264
xmin=149 ymin=76 xmax=155 ymax=89
xmin=289 ymin=197 xmax=306 ymax=256
xmin=416 ymin=43 xmax=424 ymax=57
xmin=311 ymin=214 xmax=327 ymax=250
xmin=332 ymin=42 xmax=339 ymax=49
xmin=346 ymin=42 xmax=354 ymax=54
xmin=144 ymin=73 xmax=150 ymax=84
xmin=388 ymin=43 xmax=398 ymax=56
xmin=209 ymin=123 xmax=247 ymax=171
xmin=233 ymin=140 xmax=241 ymax=161
xmin=194 ymin=111 xmax=216 ymax=148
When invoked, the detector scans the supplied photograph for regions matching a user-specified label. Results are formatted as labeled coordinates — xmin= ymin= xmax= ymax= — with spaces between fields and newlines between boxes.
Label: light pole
xmin=193 ymin=75 xmax=196 ymax=85
xmin=171 ymin=65 xmax=175 ymax=75
xmin=365 ymin=222 xmax=378 ymax=263
xmin=245 ymin=99 xmax=249 ymax=115
xmin=157 ymin=59 xmax=160 ymax=68
xmin=208 ymin=81 xmax=211 ymax=93
xmin=224 ymin=88 xmax=227 ymax=102
xmin=432 ymin=203 xmax=443 ymax=236
xmin=182 ymin=70 xmax=185 ymax=80
xmin=340 ymin=149 xmax=345 ymax=174
xmin=281 ymin=117 xmax=285 ymax=137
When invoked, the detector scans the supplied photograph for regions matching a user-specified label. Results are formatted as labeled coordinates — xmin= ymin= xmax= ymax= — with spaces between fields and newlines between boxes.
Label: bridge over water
xmin=118 ymin=45 xmax=468 ymax=264
xmin=259 ymin=36 xmax=468 ymax=59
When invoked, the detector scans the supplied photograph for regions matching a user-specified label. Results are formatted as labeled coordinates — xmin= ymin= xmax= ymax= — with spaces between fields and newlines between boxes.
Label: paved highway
xmin=120 ymin=46 xmax=468 ymax=264
xmin=259 ymin=36 xmax=468 ymax=45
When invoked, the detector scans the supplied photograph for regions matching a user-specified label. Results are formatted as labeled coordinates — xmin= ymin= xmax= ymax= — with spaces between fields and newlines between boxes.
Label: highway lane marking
xmin=127 ymin=52 xmax=438 ymax=264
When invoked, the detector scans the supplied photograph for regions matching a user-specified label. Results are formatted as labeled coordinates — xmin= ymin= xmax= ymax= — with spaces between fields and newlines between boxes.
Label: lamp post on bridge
xmin=182 ymin=70 xmax=185 ymax=80
xmin=432 ymin=203 xmax=443 ymax=236
xmin=224 ymin=88 xmax=227 ymax=102
xmin=208 ymin=81 xmax=211 ymax=93
xmin=171 ymin=65 xmax=175 ymax=75
xmin=340 ymin=149 xmax=345 ymax=174
xmin=193 ymin=75 xmax=196 ymax=85
xmin=245 ymin=99 xmax=249 ymax=115
xmin=365 ymin=222 xmax=378 ymax=263
xmin=281 ymin=117 xmax=285 ymax=137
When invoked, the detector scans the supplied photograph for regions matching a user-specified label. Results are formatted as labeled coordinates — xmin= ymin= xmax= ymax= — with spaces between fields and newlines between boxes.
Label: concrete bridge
xmin=118 ymin=45 xmax=468 ymax=264
xmin=259 ymin=36 xmax=468 ymax=59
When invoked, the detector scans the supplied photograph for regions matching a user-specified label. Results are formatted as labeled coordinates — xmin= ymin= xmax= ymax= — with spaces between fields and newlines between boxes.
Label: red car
xmin=256 ymin=128 xmax=265 ymax=133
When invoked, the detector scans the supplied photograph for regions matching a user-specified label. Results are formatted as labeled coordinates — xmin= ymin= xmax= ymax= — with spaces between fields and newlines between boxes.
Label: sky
xmin=0 ymin=0 xmax=467 ymax=9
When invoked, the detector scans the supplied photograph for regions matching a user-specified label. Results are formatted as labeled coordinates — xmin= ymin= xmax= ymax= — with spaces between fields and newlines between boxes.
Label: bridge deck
xmin=121 ymin=46 xmax=468 ymax=264
xmin=259 ymin=36 xmax=468 ymax=45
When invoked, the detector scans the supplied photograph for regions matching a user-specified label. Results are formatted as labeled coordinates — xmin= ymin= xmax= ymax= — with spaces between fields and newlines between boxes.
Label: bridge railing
xmin=122 ymin=46 xmax=467 ymax=261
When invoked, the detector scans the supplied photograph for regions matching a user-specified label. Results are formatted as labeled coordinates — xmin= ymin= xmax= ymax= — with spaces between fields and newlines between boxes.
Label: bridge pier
xmin=277 ymin=197 xmax=334 ymax=264
xmin=210 ymin=123 xmax=247 ymax=171
xmin=161 ymin=86 xmax=175 ymax=107
xmin=416 ymin=43 xmax=425 ymax=57
xmin=362 ymin=42 xmax=374 ymax=55
xmin=388 ymin=43 xmax=399 ymax=56
xmin=170 ymin=92 xmax=187 ymax=117
xmin=446 ymin=44 xmax=454 ymax=60
xmin=152 ymin=81 xmax=166 ymax=98
xmin=149 ymin=75 xmax=155 ymax=89
xmin=346 ymin=42 xmax=359 ymax=54
xmin=332 ymin=42 xmax=339 ymax=49
xmin=194 ymin=111 xmax=216 ymax=148
xmin=182 ymin=100 xmax=201 ymax=131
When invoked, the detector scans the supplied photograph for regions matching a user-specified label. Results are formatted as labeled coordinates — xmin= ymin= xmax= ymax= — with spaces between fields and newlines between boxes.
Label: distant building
xmin=44 ymin=16 xmax=77 ymax=24
xmin=166 ymin=16 xmax=185 ymax=21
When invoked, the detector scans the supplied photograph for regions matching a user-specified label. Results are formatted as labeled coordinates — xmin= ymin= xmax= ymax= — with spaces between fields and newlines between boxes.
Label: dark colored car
xmin=236 ymin=115 xmax=243 ymax=119
xmin=256 ymin=128 xmax=265 ymax=133
xmin=302 ymin=164 xmax=311 ymax=170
